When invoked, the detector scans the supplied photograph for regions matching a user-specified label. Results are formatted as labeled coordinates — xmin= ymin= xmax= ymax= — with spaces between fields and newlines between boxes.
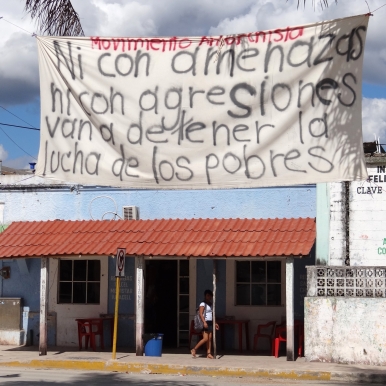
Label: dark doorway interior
xmin=145 ymin=260 xmax=177 ymax=347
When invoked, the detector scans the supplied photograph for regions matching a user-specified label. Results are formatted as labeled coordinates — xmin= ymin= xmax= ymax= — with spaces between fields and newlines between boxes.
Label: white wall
xmin=350 ymin=164 xmax=386 ymax=266
xmin=48 ymin=256 xmax=108 ymax=346
xmin=305 ymin=297 xmax=386 ymax=366
xmin=0 ymin=202 xmax=4 ymax=225
xmin=326 ymin=163 xmax=386 ymax=266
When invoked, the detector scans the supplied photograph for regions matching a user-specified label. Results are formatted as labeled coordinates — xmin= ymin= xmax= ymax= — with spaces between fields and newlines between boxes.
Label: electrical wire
xmin=0 ymin=105 xmax=38 ymax=130
xmin=372 ymin=3 xmax=386 ymax=13
xmin=0 ymin=175 xmax=36 ymax=190
xmin=102 ymin=211 xmax=123 ymax=220
xmin=0 ymin=122 xmax=39 ymax=131
xmin=0 ymin=17 xmax=36 ymax=36
xmin=89 ymin=195 xmax=123 ymax=221
xmin=0 ymin=124 xmax=37 ymax=160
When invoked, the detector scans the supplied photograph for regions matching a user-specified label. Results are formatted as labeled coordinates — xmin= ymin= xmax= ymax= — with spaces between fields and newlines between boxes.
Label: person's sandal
xmin=191 ymin=349 xmax=196 ymax=358
xmin=207 ymin=354 xmax=214 ymax=359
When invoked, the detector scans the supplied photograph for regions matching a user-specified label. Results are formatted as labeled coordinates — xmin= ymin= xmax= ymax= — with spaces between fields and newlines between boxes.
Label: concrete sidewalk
xmin=0 ymin=346 xmax=386 ymax=384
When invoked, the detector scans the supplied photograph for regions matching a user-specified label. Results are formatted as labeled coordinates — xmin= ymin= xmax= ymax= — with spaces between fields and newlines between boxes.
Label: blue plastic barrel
xmin=143 ymin=333 xmax=164 ymax=357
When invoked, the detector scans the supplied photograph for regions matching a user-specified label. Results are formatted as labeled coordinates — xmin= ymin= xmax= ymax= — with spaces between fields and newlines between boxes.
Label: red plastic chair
xmin=253 ymin=321 xmax=276 ymax=354
xmin=273 ymin=324 xmax=286 ymax=358
xmin=273 ymin=320 xmax=304 ymax=358
xmin=76 ymin=319 xmax=95 ymax=350
xmin=189 ymin=320 xmax=203 ymax=348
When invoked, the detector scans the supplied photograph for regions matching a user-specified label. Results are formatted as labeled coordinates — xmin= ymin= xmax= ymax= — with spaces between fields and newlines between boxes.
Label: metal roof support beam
xmin=286 ymin=257 xmax=295 ymax=361
xmin=135 ymin=255 xmax=145 ymax=356
xmin=39 ymin=257 xmax=49 ymax=356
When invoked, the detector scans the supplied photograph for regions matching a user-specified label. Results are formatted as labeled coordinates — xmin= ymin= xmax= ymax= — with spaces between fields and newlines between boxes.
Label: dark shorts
xmin=203 ymin=321 xmax=213 ymax=333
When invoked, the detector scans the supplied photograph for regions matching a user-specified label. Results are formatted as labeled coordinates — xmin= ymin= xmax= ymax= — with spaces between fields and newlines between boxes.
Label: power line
xmin=372 ymin=3 xmax=386 ymax=13
xmin=0 ymin=122 xmax=40 ymax=131
xmin=0 ymin=17 xmax=36 ymax=36
xmin=0 ymin=124 xmax=37 ymax=160
xmin=0 ymin=105 xmax=38 ymax=129
xmin=0 ymin=175 xmax=37 ymax=190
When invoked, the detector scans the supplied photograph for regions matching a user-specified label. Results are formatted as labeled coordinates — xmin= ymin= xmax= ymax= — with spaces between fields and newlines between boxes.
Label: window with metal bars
xmin=235 ymin=261 xmax=281 ymax=306
xmin=58 ymin=259 xmax=101 ymax=304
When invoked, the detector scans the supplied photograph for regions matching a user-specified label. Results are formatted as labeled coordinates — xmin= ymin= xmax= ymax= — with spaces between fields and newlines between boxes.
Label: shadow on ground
xmin=0 ymin=372 xmax=209 ymax=386
xmin=0 ymin=370 xmax=384 ymax=385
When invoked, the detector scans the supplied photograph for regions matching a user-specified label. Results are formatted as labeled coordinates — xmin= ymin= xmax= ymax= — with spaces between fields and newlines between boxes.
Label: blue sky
xmin=0 ymin=0 xmax=385 ymax=168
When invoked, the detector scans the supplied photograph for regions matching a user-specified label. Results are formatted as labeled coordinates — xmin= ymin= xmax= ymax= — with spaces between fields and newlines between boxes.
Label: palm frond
xmin=25 ymin=0 xmax=84 ymax=36
xmin=297 ymin=0 xmax=338 ymax=9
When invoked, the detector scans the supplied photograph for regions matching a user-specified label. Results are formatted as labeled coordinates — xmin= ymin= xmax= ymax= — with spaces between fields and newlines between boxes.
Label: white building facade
xmin=306 ymin=153 xmax=386 ymax=365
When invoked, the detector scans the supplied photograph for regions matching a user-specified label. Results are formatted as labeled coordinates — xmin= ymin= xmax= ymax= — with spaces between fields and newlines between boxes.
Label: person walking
xmin=191 ymin=289 xmax=219 ymax=359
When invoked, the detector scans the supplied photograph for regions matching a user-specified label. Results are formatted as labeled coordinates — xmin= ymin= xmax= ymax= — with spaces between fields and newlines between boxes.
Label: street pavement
xmin=1 ymin=346 xmax=386 ymax=384
xmin=0 ymin=367 xmax=369 ymax=386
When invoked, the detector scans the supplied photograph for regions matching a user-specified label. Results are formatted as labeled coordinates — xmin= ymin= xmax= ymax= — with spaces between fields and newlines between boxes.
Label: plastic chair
xmin=273 ymin=320 xmax=304 ymax=358
xmin=189 ymin=320 xmax=203 ymax=348
xmin=76 ymin=319 xmax=94 ymax=350
xmin=253 ymin=321 xmax=276 ymax=354
xmin=273 ymin=324 xmax=286 ymax=358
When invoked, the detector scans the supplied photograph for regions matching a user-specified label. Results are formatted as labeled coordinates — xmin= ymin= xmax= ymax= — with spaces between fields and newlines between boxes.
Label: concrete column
xmin=286 ymin=257 xmax=295 ymax=361
xmin=135 ymin=256 xmax=145 ymax=356
xmin=329 ymin=182 xmax=347 ymax=266
xmin=316 ymin=183 xmax=330 ymax=265
xmin=39 ymin=257 xmax=49 ymax=356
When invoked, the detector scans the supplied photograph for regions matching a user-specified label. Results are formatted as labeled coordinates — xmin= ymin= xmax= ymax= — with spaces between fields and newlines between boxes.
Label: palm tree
xmin=298 ymin=0 xmax=337 ymax=7
xmin=25 ymin=0 xmax=337 ymax=37
xmin=25 ymin=0 xmax=84 ymax=36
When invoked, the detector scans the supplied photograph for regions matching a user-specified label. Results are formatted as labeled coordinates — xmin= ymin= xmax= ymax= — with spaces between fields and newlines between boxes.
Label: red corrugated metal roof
xmin=0 ymin=218 xmax=315 ymax=258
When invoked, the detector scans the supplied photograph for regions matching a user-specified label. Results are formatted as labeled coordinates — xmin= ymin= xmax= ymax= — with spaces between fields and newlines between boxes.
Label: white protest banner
xmin=36 ymin=14 xmax=369 ymax=189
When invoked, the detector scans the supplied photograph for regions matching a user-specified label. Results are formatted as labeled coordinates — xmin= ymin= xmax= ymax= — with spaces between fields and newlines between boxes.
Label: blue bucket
xmin=143 ymin=333 xmax=164 ymax=357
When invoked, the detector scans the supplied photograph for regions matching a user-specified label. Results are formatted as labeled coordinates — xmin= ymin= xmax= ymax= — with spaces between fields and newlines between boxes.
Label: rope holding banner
xmin=368 ymin=1 xmax=386 ymax=14
xmin=0 ymin=16 xmax=37 ymax=37
xmin=213 ymin=36 xmax=225 ymax=63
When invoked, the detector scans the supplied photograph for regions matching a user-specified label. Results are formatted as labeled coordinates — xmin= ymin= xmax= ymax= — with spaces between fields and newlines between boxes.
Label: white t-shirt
xmin=200 ymin=302 xmax=212 ymax=321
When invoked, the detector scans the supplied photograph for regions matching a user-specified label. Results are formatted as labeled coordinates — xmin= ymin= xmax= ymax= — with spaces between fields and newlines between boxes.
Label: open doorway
xmin=145 ymin=260 xmax=190 ymax=348
xmin=145 ymin=260 xmax=177 ymax=347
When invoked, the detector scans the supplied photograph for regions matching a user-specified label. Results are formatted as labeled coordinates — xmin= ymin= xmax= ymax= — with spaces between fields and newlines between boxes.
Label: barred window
xmin=236 ymin=261 xmax=281 ymax=306
xmin=58 ymin=260 xmax=100 ymax=304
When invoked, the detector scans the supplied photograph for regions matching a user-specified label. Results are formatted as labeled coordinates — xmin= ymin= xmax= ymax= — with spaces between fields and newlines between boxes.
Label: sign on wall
xmin=350 ymin=164 xmax=386 ymax=265
xmin=115 ymin=248 xmax=126 ymax=277
xmin=36 ymin=15 xmax=369 ymax=189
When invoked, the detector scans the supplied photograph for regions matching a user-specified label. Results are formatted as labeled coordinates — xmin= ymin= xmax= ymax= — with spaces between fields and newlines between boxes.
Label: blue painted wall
xmin=0 ymin=186 xmax=315 ymax=223
xmin=1 ymin=258 xmax=41 ymax=311
xmin=106 ymin=256 xmax=135 ymax=348
xmin=294 ymin=247 xmax=316 ymax=319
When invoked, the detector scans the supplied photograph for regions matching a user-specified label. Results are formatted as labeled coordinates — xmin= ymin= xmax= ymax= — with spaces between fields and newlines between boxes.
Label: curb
xmin=0 ymin=359 xmax=331 ymax=381
xmin=1 ymin=359 xmax=386 ymax=383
